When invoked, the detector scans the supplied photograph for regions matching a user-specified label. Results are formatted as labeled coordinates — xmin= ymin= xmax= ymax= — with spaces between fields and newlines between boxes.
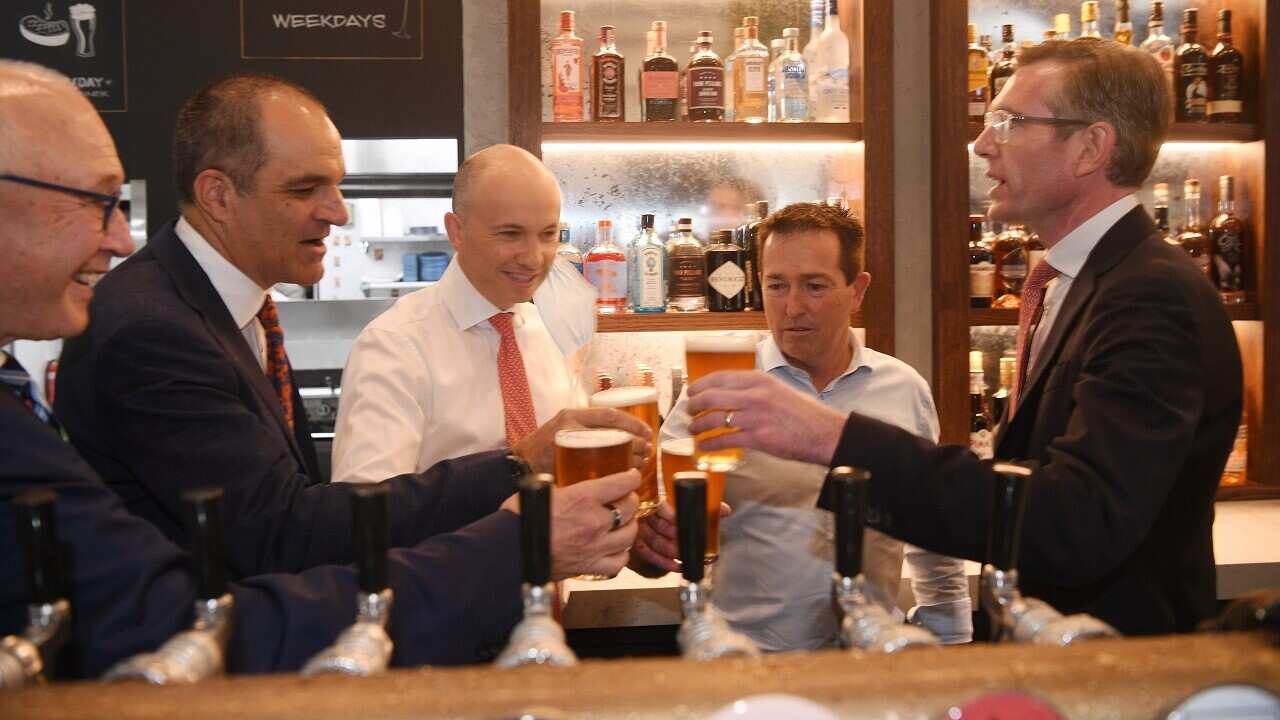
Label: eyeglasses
xmin=0 ymin=174 xmax=123 ymax=233
xmin=982 ymin=109 xmax=1090 ymax=145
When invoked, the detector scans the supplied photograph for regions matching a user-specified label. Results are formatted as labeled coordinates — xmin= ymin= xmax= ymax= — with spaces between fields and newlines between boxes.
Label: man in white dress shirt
xmin=333 ymin=145 xmax=601 ymax=484
xmin=633 ymin=203 xmax=972 ymax=650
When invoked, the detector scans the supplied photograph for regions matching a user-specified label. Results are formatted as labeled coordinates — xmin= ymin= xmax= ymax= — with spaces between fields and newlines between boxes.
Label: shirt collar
xmin=175 ymin=216 xmax=269 ymax=330
xmin=759 ymin=328 xmax=871 ymax=389
xmin=438 ymin=260 xmax=533 ymax=331
xmin=1044 ymin=194 xmax=1139 ymax=280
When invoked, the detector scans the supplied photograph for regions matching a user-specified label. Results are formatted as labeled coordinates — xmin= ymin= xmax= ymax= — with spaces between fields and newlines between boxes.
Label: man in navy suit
xmin=1 ymin=61 xmax=639 ymax=676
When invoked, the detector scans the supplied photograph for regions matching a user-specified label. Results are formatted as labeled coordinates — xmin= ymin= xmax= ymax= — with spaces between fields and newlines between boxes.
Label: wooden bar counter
xmin=5 ymin=632 xmax=1277 ymax=719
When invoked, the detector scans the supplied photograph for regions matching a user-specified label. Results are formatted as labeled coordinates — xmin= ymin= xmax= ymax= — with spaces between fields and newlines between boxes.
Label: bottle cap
xmin=969 ymin=350 xmax=985 ymax=374
xmin=640 ymin=213 xmax=655 ymax=229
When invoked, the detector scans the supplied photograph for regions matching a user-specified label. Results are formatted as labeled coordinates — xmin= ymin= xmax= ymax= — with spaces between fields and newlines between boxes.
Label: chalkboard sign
xmin=240 ymin=0 xmax=423 ymax=60
xmin=5 ymin=0 xmax=128 ymax=111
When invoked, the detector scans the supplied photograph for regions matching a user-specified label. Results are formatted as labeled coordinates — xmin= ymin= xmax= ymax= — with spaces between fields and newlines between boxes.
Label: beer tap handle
xmin=987 ymin=463 xmax=1033 ymax=572
xmin=519 ymin=474 xmax=553 ymax=586
xmin=830 ymin=466 xmax=870 ymax=579
xmin=15 ymin=490 xmax=62 ymax=606
xmin=181 ymin=488 xmax=226 ymax=601
xmin=675 ymin=473 xmax=707 ymax=584
xmin=352 ymin=485 xmax=390 ymax=595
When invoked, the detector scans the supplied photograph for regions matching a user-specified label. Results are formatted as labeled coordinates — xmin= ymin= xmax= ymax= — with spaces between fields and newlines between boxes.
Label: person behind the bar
xmin=632 ymin=203 xmax=972 ymax=650
xmin=331 ymin=144 xmax=598 ymax=484
xmin=53 ymin=72 xmax=648 ymax=609
xmin=682 ymin=39 xmax=1241 ymax=636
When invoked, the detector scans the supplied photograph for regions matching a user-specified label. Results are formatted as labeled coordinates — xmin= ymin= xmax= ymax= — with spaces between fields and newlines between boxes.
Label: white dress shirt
xmin=661 ymin=331 xmax=973 ymax=651
xmin=174 ymin=217 xmax=269 ymax=368
xmin=1029 ymin=194 xmax=1139 ymax=373
xmin=332 ymin=260 xmax=592 ymax=484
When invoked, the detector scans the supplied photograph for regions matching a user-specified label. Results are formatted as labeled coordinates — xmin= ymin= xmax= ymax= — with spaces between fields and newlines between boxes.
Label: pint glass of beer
xmin=670 ymin=469 xmax=724 ymax=565
xmin=590 ymin=387 xmax=660 ymax=517
xmin=685 ymin=334 xmax=757 ymax=472
xmin=554 ymin=428 xmax=633 ymax=581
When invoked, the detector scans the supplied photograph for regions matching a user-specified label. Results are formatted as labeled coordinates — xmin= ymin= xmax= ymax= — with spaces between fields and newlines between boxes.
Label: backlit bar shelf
xmin=596 ymin=310 xmax=864 ymax=333
xmin=966 ymin=122 xmax=1260 ymax=144
xmin=542 ymin=121 xmax=864 ymax=144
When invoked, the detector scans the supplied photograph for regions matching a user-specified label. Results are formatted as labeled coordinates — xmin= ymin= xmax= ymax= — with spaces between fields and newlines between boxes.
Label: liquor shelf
xmin=969 ymin=302 xmax=1258 ymax=327
xmin=541 ymin=121 xmax=864 ymax=143
xmin=965 ymin=122 xmax=1261 ymax=144
xmin=596 ymin=310 xmax=863 ymax=333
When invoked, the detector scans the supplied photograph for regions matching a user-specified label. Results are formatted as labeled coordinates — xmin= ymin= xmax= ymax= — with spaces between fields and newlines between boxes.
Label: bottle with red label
xmin=641 ymin=21 xmax=679 ymax=122
xmin=584 ymin=220 xmax=628 ymax=313
xmin=550 ymin=11 xmax=585 ymax=122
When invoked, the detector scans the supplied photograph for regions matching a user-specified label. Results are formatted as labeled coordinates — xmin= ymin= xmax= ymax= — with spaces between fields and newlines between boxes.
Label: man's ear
xmin=444 ymin=211 xmax=465 ymax=253
xmin=1073 ymin=121 xmax=1117 ymax=178
xmin=192 ymin=169 xmax=237 ymax=224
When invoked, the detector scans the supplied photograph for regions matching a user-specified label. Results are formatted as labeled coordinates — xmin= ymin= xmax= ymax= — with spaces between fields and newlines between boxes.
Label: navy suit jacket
xmin=822 ymin=207 xmax=1242 ymax=635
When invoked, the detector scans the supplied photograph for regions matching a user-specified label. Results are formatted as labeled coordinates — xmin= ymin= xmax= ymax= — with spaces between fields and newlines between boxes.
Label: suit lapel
xmin=149 ymin=224 xmax=309 ymax=470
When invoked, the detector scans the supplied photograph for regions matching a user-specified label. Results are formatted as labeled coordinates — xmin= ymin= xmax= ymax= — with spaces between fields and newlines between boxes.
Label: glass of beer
xmin=685 ymin=334 xmax=757 ymax=473
xmin=670 ymin=469 xmax=724 ymax=566
xmin=554 ymin=428 xmax=634 ymax=580
xmin=590 ymin=387 xmax=660 ymax=518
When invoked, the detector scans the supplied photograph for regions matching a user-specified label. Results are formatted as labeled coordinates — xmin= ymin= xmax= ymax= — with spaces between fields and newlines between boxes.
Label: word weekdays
xmin=271 ymin=14 xmax=388 ymax=30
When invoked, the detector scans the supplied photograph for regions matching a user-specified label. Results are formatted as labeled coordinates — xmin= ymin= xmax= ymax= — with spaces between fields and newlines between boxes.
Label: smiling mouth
xmin=73 ymin=271 xmax=105 ymax=288
xmin=503 ymin=271 xmax=535 ymax=284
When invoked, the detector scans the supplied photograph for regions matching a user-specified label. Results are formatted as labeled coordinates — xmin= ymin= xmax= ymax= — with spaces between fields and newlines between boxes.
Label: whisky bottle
xmin=969 ymin=214 xmax=995 ymax=309
xmin=686 ymin=31 xmax=726 ymax=122
xmin=641 ymin=21 xmax=679 ymax=123
xmin=1024 ymin=230 xmax=1045 ymax=275
xmin=1175 ymin=9 xmax=1209 ymax=122
xmin=550 ymin=11 xmax=585 ymax=122
xmin=630 ymin=213 xmax=667 ymax=313
xmin=966 ymin=24 xmax=989 ymax=122
xmin=585 ymin=220 xmax=628 ymax=313
xmin=667 ymin=218 xmax=707 ymax=312
xmin=733 ymin=17 xmax=770 ymax=124
xmin=811 ymin=0 xmax=851 ymax=122
xmin=990 ymin=355 xmax=1015 ymax=429
xmin=1080 ymin=1 xmax=1101 ymax=38
xmin=1141 ymin=1 xmax=1176 ymax=108
xmin=705 ymin=230 xmax=747 ymax=312
xmin=992 ymin=224 xmax=1028 ymax=309
xmin=969 ymin=351 xmax=994 ymax=460
xmin=1209 ymin=175 xmax=1247 ymax=303
xmin=1114 ymin=0 xmax=1134 ymax=45
xmin=1208 ymin=10 xmax=1244 ymax=123
xmin=988 ymin=24 xmax=1017 ymax=102
xmin=1220 ymin=409 xmax=1248 ymax=486
xmin=743 ymin=201 xmax=768 ymax=310
xmin=1177 ymin=179 xmax=1212 ymax=278
xmin=592 ymin=25 xmax=624 ymax=122
xmin=555 ymin=223 xmax=583 ymax=273
xmin=1153 ymin=183 xmax=1176 ymax=245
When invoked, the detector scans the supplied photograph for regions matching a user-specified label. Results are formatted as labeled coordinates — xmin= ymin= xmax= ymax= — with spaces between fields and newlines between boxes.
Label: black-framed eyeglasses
xmin=0 ymin=174 xmax=122 ymax=233
xmin=982 ymin=109 xmax=1090 ymax=145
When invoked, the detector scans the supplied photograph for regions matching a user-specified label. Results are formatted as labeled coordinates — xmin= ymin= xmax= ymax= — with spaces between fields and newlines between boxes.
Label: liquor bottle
xmin=592 ymin=25 xmax=624 ymax=122
xmin=803 ymin=0 xmax=824 ymax=114
xmin=774 ymin=28 xmax=809 ymax=124
xmin=1208 ymin=10 xmax=1244 ymax=123
xmin=1209 ymin=175 xmax=1247 ymax=303
xmin=679 ymin=38 xmax=695 ymax=121
xmin=686 ymin=31 xmax=726 ymax=122
xmin=969 ymin=351 xmax=994 ymax=459
xmin=980 ymin=35 xmax=995 ymax=67
xmin=667 ymin=217 xmax=707 ymax=312
xmin=990 ymin=355 xmax=1015 ymax=429
xmin=1054 ymin=13 xmax=1072 ymax=40
xmin=992 ymin=224 xmax=1028 ymax=309
xmin=743 ymin=201 xmax=768 ymax=310
xmin=1175 ymin=9 xmax=1209 ymax=122
xmin=1024 ymin=230 xmax=1045 ymax=275
xmin=767 ymin=37 xmax=786 ymax=122
xmin=641 ymin=21 xmax=679 ymax=123
xmin=1141 ymin=1 xmax=1176 ymax=107
xmin=705 ymin=230 xmax=747 ymax=312
xmin=967 ymin=24 xmax=989 ymax=123
xmin=723 ymin=27 xmax=745 ymax=122
xmin=1113 ymin=0 xmax=1134 ymax=45
xmin=969 ymin=214 xmax=995 ymax=309
xmin=812 ymin=0 xmax=851 ymax=122
xmin=1220 ymin=409 xmax=1248 ymax=486
xmin=555 ymin=223 xmax=583 ymax=273
xmin=630 ymin=213 xmax=667 ymax=313
xmin=1177 ymin=179 xmax=1212 ymax=278
xmin=550 ymin=11 xmax=586 ymax=122
xmin=989 ymin=24 xmax=1017 ymax=102
xmin=733 ymin=18 xmax=769 ymax=124
xmin=585 ymin=220 xmax=628 ymax=313
xmin=1080 ymin=2 xmax=1101 ymax=38
xmin=1153 ymin=183 xmax=1175 ymax=244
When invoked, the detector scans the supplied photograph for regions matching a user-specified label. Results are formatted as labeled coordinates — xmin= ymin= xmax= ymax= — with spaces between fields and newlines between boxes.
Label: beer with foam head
xmin=553 ymin=428 xmax=632 ymax=488
xmin=685 ymin=334 xmax=756 ymax=472
xmin=591 ymin=387 xmax=660 ymax=516
xmin=671 ymin=469 xmax=724 ymax=564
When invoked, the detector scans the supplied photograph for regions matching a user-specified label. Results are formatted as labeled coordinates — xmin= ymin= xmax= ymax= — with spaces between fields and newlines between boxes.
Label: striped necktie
xmin=1 ymin=353 xmax=64 ymax=436
xmin=256 ymin=297 xmax=296 ymax=430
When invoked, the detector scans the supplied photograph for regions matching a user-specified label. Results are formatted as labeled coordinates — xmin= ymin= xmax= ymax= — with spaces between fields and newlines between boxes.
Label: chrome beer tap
xmin=302 ymin=484 xmax=395 ymax=676
xmin=0 ymin=490 xmax=71 ymax=688
xmin=105 ymin=487 xmax=234 ymax=683
xmin=675 ymin=473 xmax=758 ymax=661
xmin=981 ymin=463 xmax=1118 ymax=645
xmin=829 ymin=467 xmax=938 ymax=653
xmin=495 ymin=473 xmax=577 ymax=668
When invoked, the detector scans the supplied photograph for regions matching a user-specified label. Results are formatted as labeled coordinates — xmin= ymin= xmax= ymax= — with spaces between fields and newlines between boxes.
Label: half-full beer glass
xmin=670 ymin=469 xmax=724 ymax=565
xmin=554 ymin=428 xmax=633 ymax=580
xmin=590 ymin=387 xmax=660 ymax=517
xmin=685 ymin=334 xmax=756 ymax=472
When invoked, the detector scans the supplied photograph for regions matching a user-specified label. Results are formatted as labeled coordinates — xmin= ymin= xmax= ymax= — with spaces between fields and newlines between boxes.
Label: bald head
xmin=451 ymin=144 xmax=561 ymax=219
xmin=0 ymin=60 xmax=92 ymax=175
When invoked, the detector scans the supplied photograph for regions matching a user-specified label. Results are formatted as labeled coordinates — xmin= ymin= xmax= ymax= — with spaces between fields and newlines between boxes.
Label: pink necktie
xmin=1012 ymin=260 xmax=1061 ymax=410
xmin=489 ymin=312 xmax=538 ymax=446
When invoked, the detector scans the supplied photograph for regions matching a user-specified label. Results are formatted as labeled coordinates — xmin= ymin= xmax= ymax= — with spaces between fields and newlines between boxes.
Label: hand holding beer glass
xmin=554 ymin=427 xmax=635 ymax=580
xmin=684 ymin=335 xmax=757 ymax=473
xmin=661 ymin=439 xmax=723 ymax=565
xmin=589 ymin=387 xmax=661 ymax=518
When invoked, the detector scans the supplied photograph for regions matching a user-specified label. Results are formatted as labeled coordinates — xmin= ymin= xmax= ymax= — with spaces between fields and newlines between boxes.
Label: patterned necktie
xmin=489 ymin=312 xmax=538 ymax=447
xmin=256 ymin=296 xmax=295 ymax=430
xmin=1012 ymin=259 xmax=1061 ymax=410
xmin=0 ymin=353 xmax=64 ymax=436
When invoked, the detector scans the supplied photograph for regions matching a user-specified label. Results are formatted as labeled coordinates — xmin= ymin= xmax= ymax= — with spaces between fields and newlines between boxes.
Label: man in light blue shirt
xmin=635 ymin=202 xmax=971 ymax=650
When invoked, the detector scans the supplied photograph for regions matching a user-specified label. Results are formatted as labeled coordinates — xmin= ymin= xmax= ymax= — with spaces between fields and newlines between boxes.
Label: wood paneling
xmin=862 ymin=0 xmax=894 ymax=355
xmin=507 ymin=0 xmax=542 ymax=157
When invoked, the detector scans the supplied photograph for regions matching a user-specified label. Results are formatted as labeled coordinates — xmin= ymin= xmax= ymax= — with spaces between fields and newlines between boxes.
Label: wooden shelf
xmin=966 ymin=122 xmax=1260 ymax=144
xmin=596 ymin=310 xmax=864 ymax=333
xmin=541 ymin=121 xmax=864 ymax=144
xmin=969 ymin=302 xmax=1258 ymax=327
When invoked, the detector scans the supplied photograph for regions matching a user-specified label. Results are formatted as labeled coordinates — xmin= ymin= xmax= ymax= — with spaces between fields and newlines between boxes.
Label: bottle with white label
xmin=629 ymin=214 xmax=667 ymax=313
xmin=686 ymin=31 xmax=726 ymax=122
xmin=969 ymin=351 xmax=994 ymax=460
xmin=803 ymin=0 xmax=824 ymax=115
xmin=811 ymin=0 xmax=850 ymax=122
xmin=775 ymin=28 xmax=809 ymax=122
xmin=585 ymin=220 xmax=627 ymax=314
xmin=666 ymin=218 xmax=707 ymax=312
xmin=733 ymin=17 xmax=769 ymax=123
xmin=705 ymin=230 xmax=747 ymax=312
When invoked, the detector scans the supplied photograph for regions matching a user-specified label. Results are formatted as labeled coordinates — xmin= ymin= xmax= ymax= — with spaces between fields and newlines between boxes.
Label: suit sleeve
xmin=91 ymin=317 xmax=517 ymax=576
xmin=826 ymin=275 xmax=1208 ymax=587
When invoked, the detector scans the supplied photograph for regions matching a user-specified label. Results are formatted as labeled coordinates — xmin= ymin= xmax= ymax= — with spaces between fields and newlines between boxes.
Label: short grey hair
xmin=0 ymin=60 xmax=79 ymax=174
